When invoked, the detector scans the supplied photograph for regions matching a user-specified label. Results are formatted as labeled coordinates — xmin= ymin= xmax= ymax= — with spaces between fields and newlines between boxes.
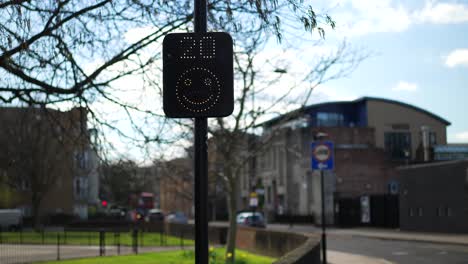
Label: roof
xmin=260 ymin=96 xmax=451 ymax=127
xmin=361 ymin=97 xmax=451 ymax=126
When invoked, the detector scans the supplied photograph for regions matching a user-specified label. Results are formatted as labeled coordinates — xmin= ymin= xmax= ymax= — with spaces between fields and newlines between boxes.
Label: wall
xmin=235 ymin=226 xmax=321 ymax=264
xmin=398 ymin=160 xmax=468 ymax=233
xmin=366 ymin=99 xmax=448 ymax=160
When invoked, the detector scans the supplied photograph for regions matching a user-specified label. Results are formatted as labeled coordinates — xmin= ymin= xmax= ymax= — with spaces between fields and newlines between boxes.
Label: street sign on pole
xmin=311 ymin=141 xmax=334 ymax=171
xmin=311 ymin=140 xmax=334 ymax=264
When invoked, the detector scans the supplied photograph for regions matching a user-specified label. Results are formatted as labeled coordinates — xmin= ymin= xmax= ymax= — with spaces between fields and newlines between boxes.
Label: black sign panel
xmin=163 ymin=32 xmax=234 ymax=118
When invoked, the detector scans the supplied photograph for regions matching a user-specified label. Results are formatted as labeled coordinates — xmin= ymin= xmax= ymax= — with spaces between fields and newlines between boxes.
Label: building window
xmin=465 ymin=168 xmax=468 ymax=191
xmin=384 ymin=132 xmax=411 ymax=160
xmin=446 ymin=207 xmax=452 ymax=217
xmin=409 ymin=208 xmax=414 ymax=217
xmin=267 ymin=186 xmax=271 ymax=204
xmin=437 ymin=207 xmax=443 ymax=217
xmin=418 ymin=207 xmax=423 ymax=217
xmin=317 ymin=112 xmax=344 ymax=127
xmin=429 ymin=132 xmax=437 ymax=145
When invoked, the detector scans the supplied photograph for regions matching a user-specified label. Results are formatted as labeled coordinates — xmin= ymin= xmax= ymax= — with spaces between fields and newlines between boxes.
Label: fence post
xmin=88 ymin=232 xmax=91 ymax=246
xmin=57 ymin=233 xmax=61 ymax=261
xmin=116 ymin=232 xmax=121 ymax=255
xmin=159 ymin=228 xmax=163 ymax=246
xmin=140 ymin=229 xmax=144 ymax=247
xmin=20 ymin=229 xmax=23 ymax=244
xmin=42 ymin=229 xmax=45 ymax=245
xmin=99 ymin=230 xmax=105 ymax=256
xmin=64 ymin=230 xmax=67 ymax=245
xmin=0 ymin=227 xmax=2 ymax=244
xmin=180 ymin=229 xmax=184 ymax=249
xmin=132 ymin=228 xmax=138 ymax=254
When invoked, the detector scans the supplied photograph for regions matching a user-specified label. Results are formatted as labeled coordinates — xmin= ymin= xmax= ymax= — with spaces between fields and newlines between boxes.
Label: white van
xmin=0 ymin=209 xmax=23 ymax=231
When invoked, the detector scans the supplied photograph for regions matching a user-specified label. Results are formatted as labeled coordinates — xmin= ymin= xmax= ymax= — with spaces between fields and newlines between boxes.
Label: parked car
xmin=0 ymin=209 xmax=23 ymax=231
xmin=236 ymin=212 xmax=266 ymax=228
xmin=166 ymin=211 xmax=188 ymax=224
xmin=146 ymin=209 xmax=165 ymax=222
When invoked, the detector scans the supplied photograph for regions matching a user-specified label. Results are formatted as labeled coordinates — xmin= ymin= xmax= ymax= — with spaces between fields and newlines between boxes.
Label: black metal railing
xmin=0 ymin=224 xmax=193 ymax=264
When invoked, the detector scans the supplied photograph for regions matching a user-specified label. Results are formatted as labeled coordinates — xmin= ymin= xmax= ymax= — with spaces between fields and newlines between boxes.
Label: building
xmin=247 ymin=97 xmax=450 ymax=224
xmin=157 ymin=156 xmax=194 ymax=218
xmin=397 ymin=159 xmax=468 ymax=233
xmin=0 ymin=107 xmax=99 ymax=221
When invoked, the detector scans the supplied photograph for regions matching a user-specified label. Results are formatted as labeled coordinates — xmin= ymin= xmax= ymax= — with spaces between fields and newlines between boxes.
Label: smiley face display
xmin=175 ymin=67 xmax=221 ymax=113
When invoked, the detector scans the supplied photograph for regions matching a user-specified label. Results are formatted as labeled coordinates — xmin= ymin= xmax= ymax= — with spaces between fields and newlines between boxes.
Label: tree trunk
xmin=225 ymin=178 xmax=238 ymax=264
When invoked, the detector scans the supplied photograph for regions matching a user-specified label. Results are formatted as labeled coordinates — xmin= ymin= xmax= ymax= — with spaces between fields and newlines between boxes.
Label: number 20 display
xmin=163 ymin=32 xmax=234 ymax=118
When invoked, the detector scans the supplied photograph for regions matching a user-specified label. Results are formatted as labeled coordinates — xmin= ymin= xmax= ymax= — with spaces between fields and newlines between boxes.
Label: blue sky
xmin=87 ymin=0 xmax=468 ymax=162
xmin=305 ymin=0 xmax=468 ymax=143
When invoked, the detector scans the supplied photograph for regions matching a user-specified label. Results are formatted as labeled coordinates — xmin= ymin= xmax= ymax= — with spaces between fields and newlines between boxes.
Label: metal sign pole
xmin=320 ymin=169 xmax=327 ymax=264
xmin=194 ymin=1 xmax=209 ymax=264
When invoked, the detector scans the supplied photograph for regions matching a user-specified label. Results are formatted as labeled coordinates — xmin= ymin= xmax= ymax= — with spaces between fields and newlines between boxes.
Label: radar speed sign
xmin=162 ymin=32 xmax=233 ymax=118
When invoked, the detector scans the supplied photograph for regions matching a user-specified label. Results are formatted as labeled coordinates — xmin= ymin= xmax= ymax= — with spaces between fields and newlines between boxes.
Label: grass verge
xmin=36 ymin=248 xmax=275 ymax=264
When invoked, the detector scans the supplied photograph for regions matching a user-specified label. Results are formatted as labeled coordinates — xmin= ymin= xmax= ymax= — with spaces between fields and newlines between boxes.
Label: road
xmin=328 ymin=236 xmax=468 ymax=264
xmin=266 ymin=224 xmax=468 ymax=264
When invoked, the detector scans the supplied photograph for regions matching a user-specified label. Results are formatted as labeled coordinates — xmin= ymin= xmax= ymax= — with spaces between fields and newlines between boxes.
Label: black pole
xmin=195 ymin=117 xmax=208 ymax=264
xmin=194 ymin=1 xmax=209 ymax=264
xmin=320 ymin=170 xmax=327 ymax=264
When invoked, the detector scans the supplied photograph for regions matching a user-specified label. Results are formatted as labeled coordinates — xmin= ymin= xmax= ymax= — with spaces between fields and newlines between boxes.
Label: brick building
xmin=0 ymin=107 xmax=99 ymax=221
xmin=241 ymin=97 xmax=450 ymax=224
xmin=157 ymin=156 xmax=194 ymax=218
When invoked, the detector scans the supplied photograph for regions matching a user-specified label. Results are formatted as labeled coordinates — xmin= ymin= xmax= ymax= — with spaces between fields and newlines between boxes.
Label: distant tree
xmin=204 ymin=9 xmax=366 ymax=263
xmin=0 ymin=0 xmax=335 ymax=154
xmin=100 ymin=159 xmax=146 ymax=206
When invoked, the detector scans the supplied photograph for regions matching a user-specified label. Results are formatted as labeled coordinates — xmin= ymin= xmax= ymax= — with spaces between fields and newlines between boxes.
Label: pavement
xmin=328 ymin=250 xmax=394 ymax=264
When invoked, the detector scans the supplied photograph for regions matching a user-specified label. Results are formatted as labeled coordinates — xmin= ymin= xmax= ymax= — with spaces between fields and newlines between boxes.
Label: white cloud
xmin=327 ymin=0 xmax=468 ymax=38
xmin=454 ymin=131 xmax=468 ymax=141
xmin=444 ymin=49 xmax=468 ymax=68
xmin=391 ymin=81 xmax=418 ymax=92
xmin=415 ymin=1 xmax=468 ymax=24
xmin=330 ymin=0 xmax=412 ymax=37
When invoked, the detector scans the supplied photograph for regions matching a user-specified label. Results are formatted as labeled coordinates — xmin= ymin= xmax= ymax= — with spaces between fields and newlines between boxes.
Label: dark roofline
xmin=259 ymin=96 xmax=451 ymax=127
